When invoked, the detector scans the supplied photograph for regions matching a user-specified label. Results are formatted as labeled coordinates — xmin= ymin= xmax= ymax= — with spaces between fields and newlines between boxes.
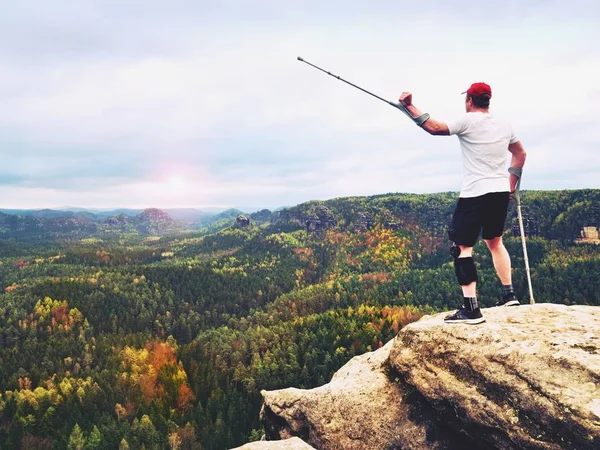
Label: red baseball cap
xmin=462 ymin=82 xmax=492 ymax=97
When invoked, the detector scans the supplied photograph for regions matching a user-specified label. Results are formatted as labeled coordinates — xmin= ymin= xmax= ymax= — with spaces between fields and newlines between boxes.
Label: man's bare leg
xmin=484 ymin=237 xmax=511 ymax=284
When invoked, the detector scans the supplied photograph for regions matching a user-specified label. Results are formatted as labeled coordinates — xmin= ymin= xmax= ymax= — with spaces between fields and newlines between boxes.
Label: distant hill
xmin=136 ymin=208 xmax=180 ymax=235
xmin=94 ymin=209 xmax=144 ymax=217
xmin=102 ymin=208 xmax=181 ymax=235
xmin=0 ymin=208 xmax=182 ymax=238
xmin=163 ymin=208 xmax=216 ymax=225
xmin=0 ymin=206 xmax=277 ymax=228
xmin=250 ymin=209 xmax=273 ymax=222
xmin=2 ymin=190 xmax=599 ymax=241
xmin=215 ymin=208 xmax=246 ymax=220
xmin=0 ymin=208 xmax=98 ymax=220
xmin=0 ymin=211 xmax=98 ymax=237
xmin=1 ymin=208 xmax=218 ymax=227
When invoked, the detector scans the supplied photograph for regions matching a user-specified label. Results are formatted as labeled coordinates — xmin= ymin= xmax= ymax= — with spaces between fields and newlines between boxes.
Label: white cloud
xmin=0 ymin=1 xmax=599 ymax=208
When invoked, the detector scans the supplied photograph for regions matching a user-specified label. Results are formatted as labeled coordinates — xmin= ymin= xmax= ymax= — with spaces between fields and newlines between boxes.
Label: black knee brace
xmin=455 ymin=257 xmax=478 ymax=285
xmin=450 ymin=243 xmax=461 ymax=259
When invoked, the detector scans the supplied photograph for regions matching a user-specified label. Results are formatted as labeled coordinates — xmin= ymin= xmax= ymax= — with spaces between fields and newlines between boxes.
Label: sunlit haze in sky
xmin=1 ymin=1 xmax=599 ymax=211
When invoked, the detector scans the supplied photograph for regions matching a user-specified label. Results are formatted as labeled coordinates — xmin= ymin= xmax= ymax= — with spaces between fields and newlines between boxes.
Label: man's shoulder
xmin=476 ymin=112 xmax=515 ymax=129
xmin=461 ymin=111 xmax=489 ymax=124
xmin=447 ymin=113 xmax=472 ymax=131
xmin=456 ymin=112 xmax=487 ymax=127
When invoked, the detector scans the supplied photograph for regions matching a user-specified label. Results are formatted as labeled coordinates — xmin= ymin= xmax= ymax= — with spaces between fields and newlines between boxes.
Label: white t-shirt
xmin=447 ymin=112 xmax=519 ymax=198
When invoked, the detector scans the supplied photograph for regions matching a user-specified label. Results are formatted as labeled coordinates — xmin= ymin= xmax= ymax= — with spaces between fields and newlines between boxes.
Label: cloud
xmin=0 ymin=1 xmax=599 ymax=209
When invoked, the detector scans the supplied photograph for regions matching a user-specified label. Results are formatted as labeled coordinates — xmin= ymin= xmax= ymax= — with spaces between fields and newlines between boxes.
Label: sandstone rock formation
xmin=354 ymin=212 xmax=374 ymax=232
xmin=260 ymin=340 xmax=466 ymax=449
xmin=256 ymin=304 xmax=600 ymax=450
xmin=236 ymin=215 xmax=251 ymax=228
xmin=231 ymin=436 xmax=316 ymax=449
xmin=390 ymin=303 xmax=600 ymax=450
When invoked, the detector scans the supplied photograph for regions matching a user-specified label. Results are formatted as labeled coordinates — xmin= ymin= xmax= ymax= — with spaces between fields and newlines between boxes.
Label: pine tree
xmin=85 ymin=425 xmax=102 ymax=450
xmin=67 ymin=424 xmax=86 ymax=450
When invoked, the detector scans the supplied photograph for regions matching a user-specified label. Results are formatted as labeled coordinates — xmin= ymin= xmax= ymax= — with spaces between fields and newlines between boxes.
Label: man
xmin=399 ymin=82 xmax=527 ymax=324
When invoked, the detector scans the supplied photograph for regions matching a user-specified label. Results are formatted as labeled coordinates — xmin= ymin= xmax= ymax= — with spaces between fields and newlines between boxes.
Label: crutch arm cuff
xmin=508 ymin=167 xmax=523 ymax=197
xmin=415 ymin=113 xmax=430 ymax=127
xmin=508 ymin=167 xmax=523 ymax=178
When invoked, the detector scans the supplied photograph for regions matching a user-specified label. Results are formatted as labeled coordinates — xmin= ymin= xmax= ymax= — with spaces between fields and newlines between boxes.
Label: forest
xmin=1 ymin=190 xmax=599 ymax=449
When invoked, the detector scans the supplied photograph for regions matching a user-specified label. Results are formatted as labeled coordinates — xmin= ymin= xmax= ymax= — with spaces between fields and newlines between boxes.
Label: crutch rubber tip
xmin=297 ymin=56 xmax=304 ymax=61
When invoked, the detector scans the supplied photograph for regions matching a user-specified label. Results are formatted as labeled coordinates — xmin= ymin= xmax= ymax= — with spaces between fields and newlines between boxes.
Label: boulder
xmin=260 ymin=340 xmax=465 ymax=449
xmin=389 ymin=303 xmax=600 ymax=449
xmin=258 ymin=304 xmax=600 ymax=450
xmin=231 ymin=436 xmax=316 ymax=449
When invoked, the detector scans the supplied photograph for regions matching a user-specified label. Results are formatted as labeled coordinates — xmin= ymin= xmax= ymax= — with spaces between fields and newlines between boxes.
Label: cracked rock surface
xmin=258 ymin=304 xmax=600 ymax=450
xmin=231 ymin=436 xmax=316 ymax=449
xmin=260 ymin=340 xmax=466 ymax=449
xmin=389 ymin=303 xmax=600 ymax=449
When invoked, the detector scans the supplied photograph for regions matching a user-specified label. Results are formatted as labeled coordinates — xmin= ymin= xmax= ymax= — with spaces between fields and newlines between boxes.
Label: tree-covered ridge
xmin=0 ymin=208 xmax=182 ymax=240
xmin=277 ymin=189 xmax=600 ymax=240
xmin=0 ymin=190 xmax=599 ymax=449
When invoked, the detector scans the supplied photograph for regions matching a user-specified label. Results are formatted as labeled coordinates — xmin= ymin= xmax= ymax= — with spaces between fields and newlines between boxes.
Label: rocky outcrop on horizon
xmin=249 ymin=304 xmax=600 ymax=450
xmin=236 ymin=215 xmax=251 ymax=228
xmin=273 ymin=203 xmax=337 ymax=233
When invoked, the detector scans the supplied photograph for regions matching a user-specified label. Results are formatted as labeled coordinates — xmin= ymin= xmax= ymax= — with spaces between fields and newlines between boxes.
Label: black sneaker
xmin=496 ymin=291 xmax=520 ymax=307
xmin=444 ymin=308 xmax=485 ymax=325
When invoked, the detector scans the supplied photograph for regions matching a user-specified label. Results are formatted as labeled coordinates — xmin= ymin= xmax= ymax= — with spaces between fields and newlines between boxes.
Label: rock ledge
xmin=254 ymin=304 xmax=600 ymax=449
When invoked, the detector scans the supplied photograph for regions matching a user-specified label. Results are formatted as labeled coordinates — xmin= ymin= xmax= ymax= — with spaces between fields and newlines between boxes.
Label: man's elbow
xmin=520 ymin=149 xmax=527 ymax=162
xmin=423 ymin=121 xmax=449 ymax=136
xmin=423 ymin=123 xmax=437 ymax=135
xmin=430 ymin=128 xmax=449 ymax=136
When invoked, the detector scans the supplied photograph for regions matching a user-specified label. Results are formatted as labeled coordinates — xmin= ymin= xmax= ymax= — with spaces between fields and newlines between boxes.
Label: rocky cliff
xmin=233 ymin=437 xmax=316 ymax=449
xmin=242 ymin=304 xmax=600 ymax=450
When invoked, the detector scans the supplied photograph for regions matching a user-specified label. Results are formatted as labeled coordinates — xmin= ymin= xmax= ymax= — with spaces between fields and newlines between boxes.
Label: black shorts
xmin=448 ymin=192 xmax=510 ymax=247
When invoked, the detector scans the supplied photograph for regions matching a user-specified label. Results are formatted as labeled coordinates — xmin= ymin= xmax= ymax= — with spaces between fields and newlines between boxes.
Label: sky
xmin=0 ymin=0 xmax=599 ymax=211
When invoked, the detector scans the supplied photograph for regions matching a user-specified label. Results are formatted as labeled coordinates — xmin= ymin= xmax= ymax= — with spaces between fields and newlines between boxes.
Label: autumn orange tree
xmin=117 ymin=339 xmax=195 ymax=416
